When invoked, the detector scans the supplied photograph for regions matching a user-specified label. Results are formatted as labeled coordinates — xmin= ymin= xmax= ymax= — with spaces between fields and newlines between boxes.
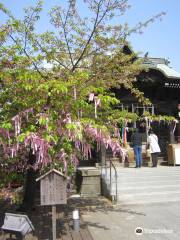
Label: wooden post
xmin=176 ymin=121 xmax=180 ymax=143
xmin=152 ymin=105 xmax=154 ymax=115
xmin=52 ymin=205 xmax=56 ymax=240
xmin=143 ymin=105 xmax=145 ymax=114
xmin=132 ymin=103 xmax=136 ymax=128
xmin=145 ymin=117 xmax=148 ymax=142
xmin=36 ymin=169 xmax=67 ymax=240
xmin=169 ymin=122 xmax=175 ymax=143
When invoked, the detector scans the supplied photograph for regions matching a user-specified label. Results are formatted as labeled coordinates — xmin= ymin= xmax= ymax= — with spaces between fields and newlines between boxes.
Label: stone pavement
xmin=82 ymin=201 xmax=180 ymax=240
xmin=83 ymin=166 xmax=180 ymax=240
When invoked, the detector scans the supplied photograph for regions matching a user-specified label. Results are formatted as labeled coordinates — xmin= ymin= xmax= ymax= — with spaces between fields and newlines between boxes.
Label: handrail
xmin=101 ymin=149 xmax=118 ymax=203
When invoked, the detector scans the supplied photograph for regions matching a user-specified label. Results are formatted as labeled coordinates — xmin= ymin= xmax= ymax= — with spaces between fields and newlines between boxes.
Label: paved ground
xmin=1 ymin=166 xmax=180 ymax=239
xmin=83 ymin=166 xmax=180 ymax=240
xmin=82 ymin=201 xmax=180 ymax=240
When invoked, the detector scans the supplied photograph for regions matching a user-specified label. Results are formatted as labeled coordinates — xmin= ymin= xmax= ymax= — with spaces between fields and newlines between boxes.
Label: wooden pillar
xmin=152 ymin=105 xmax=154 ymax=115
xmin=169 ymin=122 xmax=175 ymax=143
xmin=176 ymin=104 xmax=180 ymax=142
xmin=176 ymin=123 xmax=180 ymax=143
xmin=146 ymin=118 xmax=148 ymax=141
xmin=132 ymin=104 xmax=136 ymax=128
xmin=52 ymin=205 xmax=56 ymax=240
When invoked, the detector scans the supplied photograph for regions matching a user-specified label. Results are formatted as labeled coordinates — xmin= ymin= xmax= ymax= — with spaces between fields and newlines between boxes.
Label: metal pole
xmin=52 ymin=205 xmax=56 ymax=240
xmin=110 ymin=157 xmax=112 ymax=195
xmin=111 ymin=161 xmax=118 ymax=203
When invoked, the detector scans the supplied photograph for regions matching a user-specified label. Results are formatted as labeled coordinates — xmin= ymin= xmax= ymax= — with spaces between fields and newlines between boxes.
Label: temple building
xmin=114 ymin=46 xmax=180 ymax=161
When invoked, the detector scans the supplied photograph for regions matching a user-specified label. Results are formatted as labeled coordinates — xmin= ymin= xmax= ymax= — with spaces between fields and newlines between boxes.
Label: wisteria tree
xmin=0 ymin=0 xmax=165 ymax=209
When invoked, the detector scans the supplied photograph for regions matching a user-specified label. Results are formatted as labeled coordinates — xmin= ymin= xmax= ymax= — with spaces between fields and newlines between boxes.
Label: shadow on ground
xmin=0 ymin=198 xmax=93 ymax=240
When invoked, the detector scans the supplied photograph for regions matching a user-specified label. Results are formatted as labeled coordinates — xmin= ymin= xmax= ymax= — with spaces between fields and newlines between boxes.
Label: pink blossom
xmin=12 ymin=115 xmax=21 ymax=136
xmin=75 ymin=140 xmax=81 ymax=150
xmin=70 ymin=154 xmax=79 ymax=167
xmin=94 ymin=97 xmax=101 ymax=107
xmin=114 ymin=127 xmax=120 ymax=139
xmin=89 ymin=93 xmax=94 ymax=101
xmin=24 ymin=133 xmax=51 ymax=167
xmin=63 ymin=113 xmax=72 ymax=124
xmin=83 ymin=124 xmax=126 ymax=160
xmin=11 ymin=108 xmax=33 ymax=136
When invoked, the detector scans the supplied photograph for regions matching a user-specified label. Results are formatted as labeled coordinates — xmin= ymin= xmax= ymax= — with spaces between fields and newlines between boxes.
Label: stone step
xmin=101 ymin=167 xmax=180 ymax=175
xmin=114 ymin=184 xmax=180 ymax=193
xmin=105 ymin=160 xmax=167 ymax=168
xmin=101 ymin=166 xmax=180 ymax=205
xmin=113 ymin=179 xmax=180 ymax=187
xmin=106 ymin=177 xmax=180 ymax=188
xmin=104 ymin=171 xmax=180 ymax=179
xmin=115 ymin=166 xmax=180 ymax=171
xmin=118 ymin=175 xmax=180 ymax=179
xmin=116 ymin=191 xmax=180 ymax=205
xmin=107 ymin=177 xmax=180 ymax=186
xmin=116 ymin=168 xmax=180 ymax=172
xmin=115 ymin=168 xmax=180 ymax=174
xmin=102 ymin=173 xmax=180 ymax=185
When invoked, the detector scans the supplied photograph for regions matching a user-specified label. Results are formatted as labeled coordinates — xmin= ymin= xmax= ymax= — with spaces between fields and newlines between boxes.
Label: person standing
xmin=148 ymin=129 xmax=161 ymax=167
xmin=131 ymin=128 xmax=143 ymax=168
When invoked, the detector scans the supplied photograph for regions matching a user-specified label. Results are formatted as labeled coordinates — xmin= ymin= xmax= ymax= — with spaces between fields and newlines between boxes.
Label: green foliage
xmin=141 ymin=111 xmax=176 ymax=122
xmin=0 ymin=171 xmax=25 ymax=189
xmin=0 ymin=122 xmax=12 ymax=130
xmin=108 ymin=110 xmax=139 ymax=125
xmin=0 ymin=0 xmax=167 ymax=175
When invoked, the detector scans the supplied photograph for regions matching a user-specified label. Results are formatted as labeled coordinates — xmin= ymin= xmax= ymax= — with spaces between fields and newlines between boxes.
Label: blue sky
xmin=1 ymin=0 xmax=180 ymax=71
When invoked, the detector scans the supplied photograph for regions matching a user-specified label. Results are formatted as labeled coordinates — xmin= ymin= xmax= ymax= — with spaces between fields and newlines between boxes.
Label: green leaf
xmin=1 ymin=122 xmax=12 ymax=130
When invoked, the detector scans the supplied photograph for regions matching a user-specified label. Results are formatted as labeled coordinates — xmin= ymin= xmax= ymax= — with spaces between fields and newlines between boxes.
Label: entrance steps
xmin=101 ymin=166 xmax=180 ymax=205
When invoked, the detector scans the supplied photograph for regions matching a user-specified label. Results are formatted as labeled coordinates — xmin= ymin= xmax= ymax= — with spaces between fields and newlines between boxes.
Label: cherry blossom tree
xmin=0 ymin=0 xmax=165 ymax=209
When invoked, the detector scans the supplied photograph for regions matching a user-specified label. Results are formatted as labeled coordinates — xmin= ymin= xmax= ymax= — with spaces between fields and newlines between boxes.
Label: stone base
xmin=76 ymin=167 xmax=101 ymax=197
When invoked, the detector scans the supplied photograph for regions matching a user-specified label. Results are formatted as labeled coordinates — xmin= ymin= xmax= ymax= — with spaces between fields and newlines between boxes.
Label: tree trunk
xmin=17 ymin=150 xmax=38 ymax=212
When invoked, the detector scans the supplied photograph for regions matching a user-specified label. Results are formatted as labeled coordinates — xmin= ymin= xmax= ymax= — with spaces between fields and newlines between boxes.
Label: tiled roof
xmin=142 ymin=58 xmax=180 ymax=79
xmin=155 ymin=64 xmax=180 ymax=79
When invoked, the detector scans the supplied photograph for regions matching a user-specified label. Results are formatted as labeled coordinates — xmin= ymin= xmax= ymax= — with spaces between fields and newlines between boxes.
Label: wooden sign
xmin=36 ymin=169 xmax=67 ymax=206
xmin=36 ymin=169 xmax=67 ymax=240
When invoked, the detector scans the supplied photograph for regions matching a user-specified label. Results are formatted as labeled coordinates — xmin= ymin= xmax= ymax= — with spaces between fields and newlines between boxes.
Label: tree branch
xmin=71 ymin=0 xmax=109 ymax=72
xmin=23 ymin=9 xmax=37 ymax=51
xmin=34 ymin=38 xmax=70 ymax=70
xmin=60 ymin=2 xmax=75 ymax=69
xmin=9 ymin=34 xmax=48 ymax=80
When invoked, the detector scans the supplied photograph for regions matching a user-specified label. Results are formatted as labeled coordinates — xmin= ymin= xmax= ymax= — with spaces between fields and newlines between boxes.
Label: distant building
xmin=114 ymin=45 xmax=180 ymax=159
